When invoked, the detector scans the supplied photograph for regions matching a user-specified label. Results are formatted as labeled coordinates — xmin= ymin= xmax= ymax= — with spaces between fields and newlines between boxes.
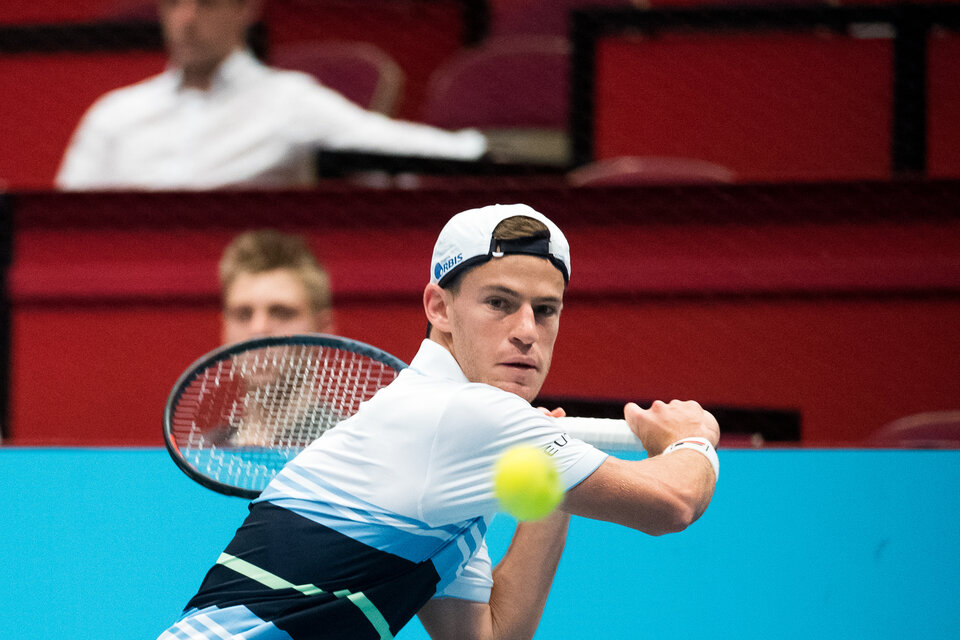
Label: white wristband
xmin=663 ymin=437 xmax=719 ymax=481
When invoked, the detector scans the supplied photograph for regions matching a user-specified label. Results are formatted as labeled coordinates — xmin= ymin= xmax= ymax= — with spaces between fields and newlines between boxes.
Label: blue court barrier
xmin=1 ymin=448 xmax=957 ymax=639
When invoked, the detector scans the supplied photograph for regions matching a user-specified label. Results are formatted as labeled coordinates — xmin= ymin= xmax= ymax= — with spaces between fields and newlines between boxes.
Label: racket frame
xmin=162 ymin=333 xmax=407 ymax=499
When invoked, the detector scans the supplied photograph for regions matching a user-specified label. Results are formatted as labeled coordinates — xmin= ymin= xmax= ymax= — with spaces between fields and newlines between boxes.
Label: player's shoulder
xmin=260 ymin=64 xmax=337 ymax=94
xmin=84 ymin=71 xmax=171 ymax=114
xmin=444 ymin=381 xmax=540 ymax=428
xmin=261 ymin=63 xmax=314 ymax=84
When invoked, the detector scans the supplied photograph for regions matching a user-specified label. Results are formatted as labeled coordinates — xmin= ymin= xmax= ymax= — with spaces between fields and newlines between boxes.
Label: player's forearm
xmin=488 ymin=509 xmax=570 ymax=639
xmin=641 ymin=449 xmax=717 ymax=531
xmin=564 ymin=453 xmax=716 ymax=536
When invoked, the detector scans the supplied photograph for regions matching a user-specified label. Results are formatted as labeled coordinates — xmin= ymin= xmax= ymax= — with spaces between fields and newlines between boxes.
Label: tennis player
xmin=157 ymin=203 xmax=720 ymax=640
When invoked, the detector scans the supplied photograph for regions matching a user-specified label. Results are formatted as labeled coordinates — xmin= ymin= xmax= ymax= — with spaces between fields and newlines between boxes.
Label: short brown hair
xmin=219 ymin=230 xmax=331 ymax=312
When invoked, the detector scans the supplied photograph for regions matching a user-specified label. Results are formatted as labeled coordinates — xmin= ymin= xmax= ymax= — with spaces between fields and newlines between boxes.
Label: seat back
xmin=422 ymin=36 xmax=571 ymax=164
xmin=272 ymin=40 xmax=405 ymax=115
xmin=422 ymin=36 xmax=570 ymax=130
xmin=568 ymin=156 xmax=737 ymax=186
xmin=867 ymin=411 xmax=960 ymax=448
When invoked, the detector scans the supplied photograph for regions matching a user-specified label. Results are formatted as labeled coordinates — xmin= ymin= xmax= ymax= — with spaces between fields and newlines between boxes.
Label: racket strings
xmin=171 ymin=344 xmax=401 ymax=492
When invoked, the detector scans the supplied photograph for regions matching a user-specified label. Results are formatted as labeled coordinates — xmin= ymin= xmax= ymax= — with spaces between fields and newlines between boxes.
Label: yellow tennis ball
xmin=493 ymin=445 xmax=563 ymax=521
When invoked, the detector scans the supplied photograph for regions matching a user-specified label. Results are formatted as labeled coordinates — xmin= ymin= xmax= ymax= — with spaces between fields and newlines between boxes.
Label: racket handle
xmin=556 ymin=416 xmax=645 ymax=452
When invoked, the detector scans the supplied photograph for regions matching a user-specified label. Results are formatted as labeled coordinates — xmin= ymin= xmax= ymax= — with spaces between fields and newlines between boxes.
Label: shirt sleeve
xmin=418 ymin=384 xmax=607 ymax=527
xmin=54 ymin=89 xmax=130 ymax=190
xmin=55 ymin=97 xmax=117 ymax=190
xmin=286 ymin=73 xmax=487 ymax=160
xmin=432 ymin=540 xmax=493 ymax=602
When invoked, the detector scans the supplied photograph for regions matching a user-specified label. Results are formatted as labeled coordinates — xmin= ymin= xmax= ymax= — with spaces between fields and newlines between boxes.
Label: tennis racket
xmin=164 ymin=334 xmax=641 ymax=499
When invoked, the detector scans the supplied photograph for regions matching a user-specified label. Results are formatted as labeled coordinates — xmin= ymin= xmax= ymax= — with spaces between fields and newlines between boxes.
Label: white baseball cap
xmin=430 ymin=203 xmax=571 ymax=286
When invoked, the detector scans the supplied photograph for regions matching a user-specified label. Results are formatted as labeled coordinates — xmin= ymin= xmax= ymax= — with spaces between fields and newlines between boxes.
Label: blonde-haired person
xmin=219 ymin=229 xmax=333 ymax=344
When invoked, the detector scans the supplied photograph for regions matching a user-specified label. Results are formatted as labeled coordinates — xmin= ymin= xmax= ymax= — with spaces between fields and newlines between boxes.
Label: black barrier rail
xmin=570 ymin=3 xmax=960 ymax=174
xmin=0 ymin=0 xmax=489 ymax=54
xmin=0 ymin=20 xmax=163 ymax=53
xmin=0 ymin=19 xmax=267 ymax=60
xmin=315 ymin=150 xmax=569 ymax=179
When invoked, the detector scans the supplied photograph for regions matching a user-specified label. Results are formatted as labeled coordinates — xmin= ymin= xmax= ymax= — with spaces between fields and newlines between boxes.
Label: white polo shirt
xmin=258 ymin=339 xmax=607 ymax=602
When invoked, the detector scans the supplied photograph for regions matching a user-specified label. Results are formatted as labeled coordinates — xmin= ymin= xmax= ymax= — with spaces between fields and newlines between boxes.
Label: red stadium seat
xmin=866 ymin=411 xmax=960 ymax=448
xmin=271 ymin=40 xmax=405 ymax=115
xmin=422 ymin=36 xmax=571 ymax=164
xmin=567 ymin=156 xmax=737 ymax=186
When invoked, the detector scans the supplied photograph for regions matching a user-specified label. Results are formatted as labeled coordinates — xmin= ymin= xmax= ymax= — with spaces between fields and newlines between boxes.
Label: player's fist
xmin=624 ymin=400 xmax=720 ymax=456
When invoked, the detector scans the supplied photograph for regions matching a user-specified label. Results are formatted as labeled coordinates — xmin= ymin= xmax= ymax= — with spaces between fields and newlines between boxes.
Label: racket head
xmin=163 ymin=334 xmax=407 ymax=499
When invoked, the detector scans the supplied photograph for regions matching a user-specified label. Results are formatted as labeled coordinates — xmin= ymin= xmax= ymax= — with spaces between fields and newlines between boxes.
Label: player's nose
xmin=511 ymin=304 xmax=537 ymax=345
xmin=247 ymin=310 xmax=274 ymax=337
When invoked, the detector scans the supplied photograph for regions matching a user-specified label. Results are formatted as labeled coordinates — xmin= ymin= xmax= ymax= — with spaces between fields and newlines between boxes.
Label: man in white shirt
xmin=56 ymin=0 xmax=487 ymax=190
xmin=156 ymin=203 xmax=720 ymax=639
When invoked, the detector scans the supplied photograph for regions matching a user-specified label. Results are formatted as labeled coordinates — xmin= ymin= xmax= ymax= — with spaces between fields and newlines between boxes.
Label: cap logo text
xmin=434 ymin=253 xmax=463 ymax=280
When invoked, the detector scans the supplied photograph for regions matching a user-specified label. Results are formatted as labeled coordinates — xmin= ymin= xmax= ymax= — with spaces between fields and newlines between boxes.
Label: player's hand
xmin=536 ymin=406 xmax=567 ymax=418
xmin=624 ymin=400 xmax=720 ymax=456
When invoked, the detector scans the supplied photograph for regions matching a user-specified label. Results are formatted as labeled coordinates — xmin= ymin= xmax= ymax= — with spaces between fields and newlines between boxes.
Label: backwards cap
xmin=430 ymin=203 xmax=571 ymax=286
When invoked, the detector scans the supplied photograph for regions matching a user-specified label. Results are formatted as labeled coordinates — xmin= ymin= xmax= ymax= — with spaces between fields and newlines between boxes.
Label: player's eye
xmin=226 ymin=307 xmax=253 ymax=322
xmin=535 ymin=304 xmax=559 ymax=318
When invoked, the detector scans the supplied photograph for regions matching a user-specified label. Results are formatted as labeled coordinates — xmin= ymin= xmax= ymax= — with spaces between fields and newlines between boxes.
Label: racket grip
xmin=556 ymin=416 xmax=645 ymax=452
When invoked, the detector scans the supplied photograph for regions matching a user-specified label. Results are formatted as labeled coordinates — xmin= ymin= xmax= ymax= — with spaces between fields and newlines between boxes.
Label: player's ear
xmin=423 ymin=283 xmax=452 ymax=333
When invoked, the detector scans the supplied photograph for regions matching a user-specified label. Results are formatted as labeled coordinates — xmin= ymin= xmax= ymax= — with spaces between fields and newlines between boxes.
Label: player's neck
xmin=179 ymin=53 xmax=233 ymax=91
xmin=181 ymin=66 xmax=217 ymax=91
xmin=427 ymin=333 xmax=452 ymax=352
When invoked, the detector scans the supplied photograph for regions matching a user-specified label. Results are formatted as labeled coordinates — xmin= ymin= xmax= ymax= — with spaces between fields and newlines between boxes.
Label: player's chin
xmin=496 ymin=374 xmax=544 ymax=403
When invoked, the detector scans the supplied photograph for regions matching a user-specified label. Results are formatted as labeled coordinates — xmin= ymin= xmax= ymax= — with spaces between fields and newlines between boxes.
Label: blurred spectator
xmin=56 ymin=0 xmax=487 ymax=190
xmin=219 ymin=229 xmax=334 ymax=344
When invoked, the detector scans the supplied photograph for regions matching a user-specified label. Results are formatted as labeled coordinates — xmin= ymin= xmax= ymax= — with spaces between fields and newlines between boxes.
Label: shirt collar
xmin=408 ymin=340 xmax=469 ymax=384
xmin=169 ymin=48 xmax=260 ymax=93
xmin=214 ymin=48 xmax=259 ymax=87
